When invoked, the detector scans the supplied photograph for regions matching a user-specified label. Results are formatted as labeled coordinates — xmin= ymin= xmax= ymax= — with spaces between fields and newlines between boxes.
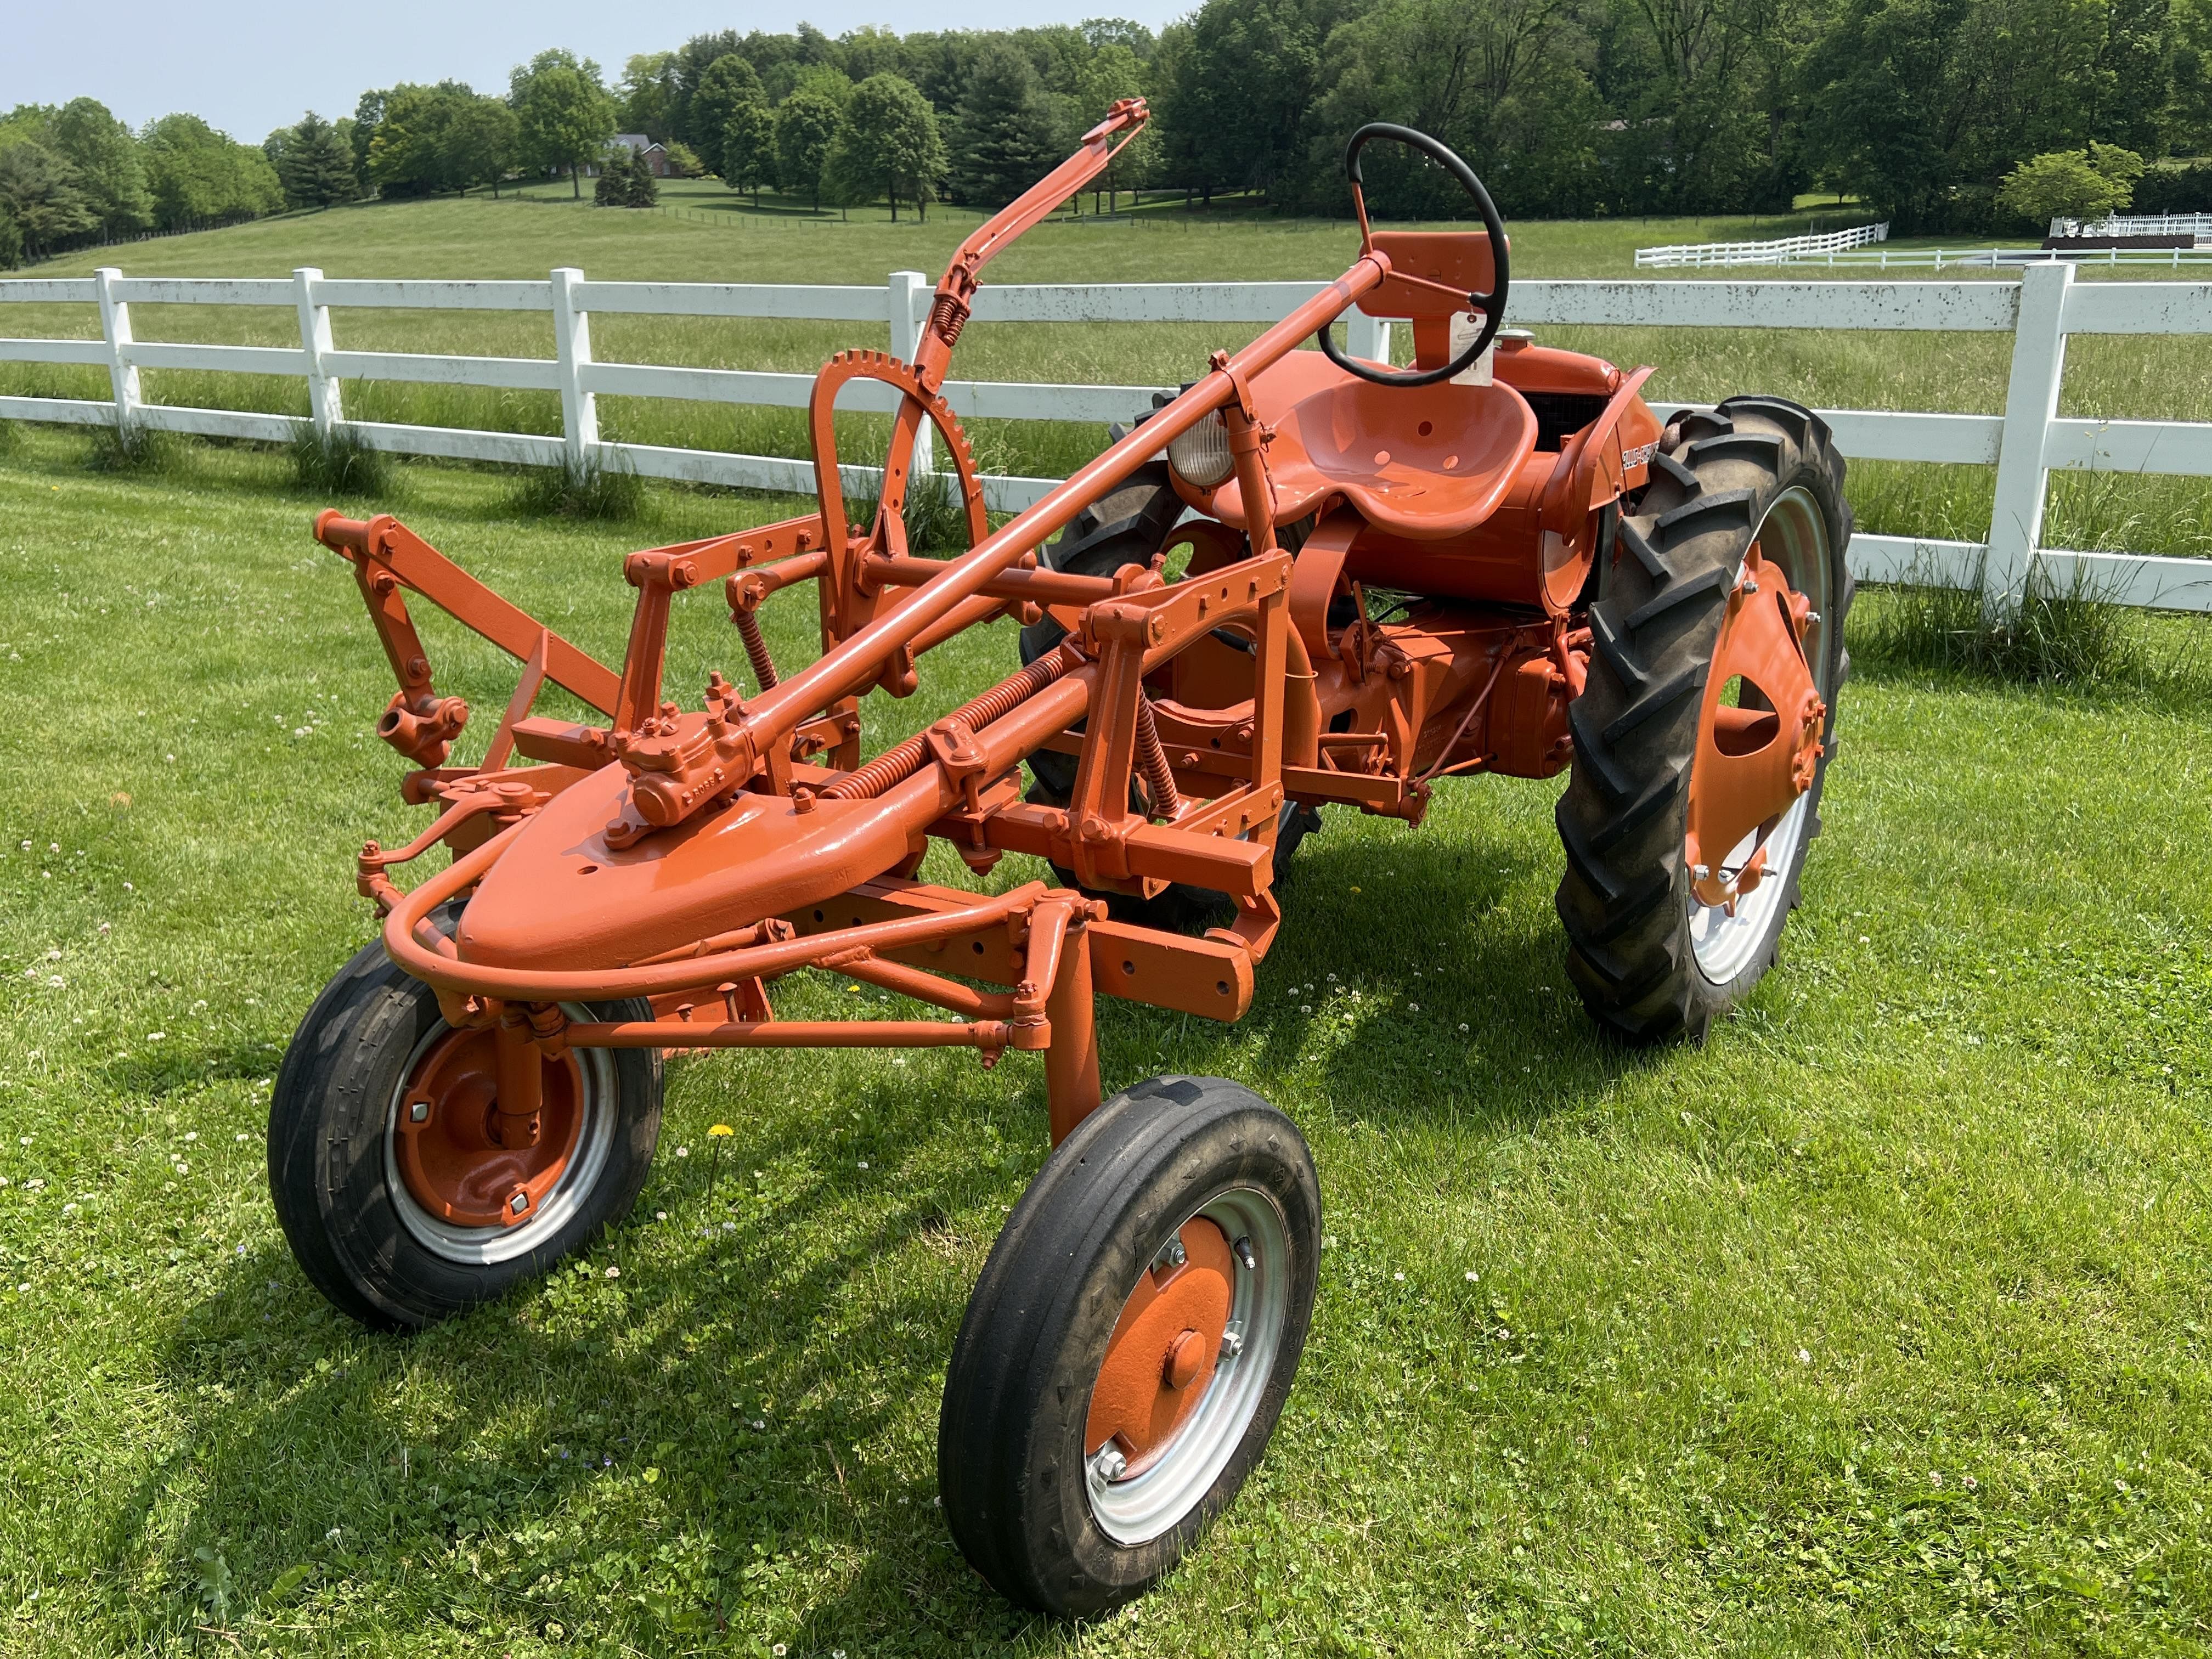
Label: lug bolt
xmin=1804 ymin=610 xmax=1821 ymax=625
xmin=510 ymin=1191 xmax=530 ymax=1215
xmin=1234 ymin=1236 xmax=1256 ymax=1271
xmin=409 ymin=1100 xmax=429 ymax=1123
xmin=1091 ymin=1446 xmax=1127 ymax=1485
xmin=1153 ymin=1237 xmax=1188 ymax=1274
xmin=1692 ymin=864 xmax=1711 ymax=883
xmin=1220 ymin=1321 xmax=1246 ymax=1359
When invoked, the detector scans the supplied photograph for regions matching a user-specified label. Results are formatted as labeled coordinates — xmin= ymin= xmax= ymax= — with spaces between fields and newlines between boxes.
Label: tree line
xmin=4 ymin=0 xmax=2209 ymax=267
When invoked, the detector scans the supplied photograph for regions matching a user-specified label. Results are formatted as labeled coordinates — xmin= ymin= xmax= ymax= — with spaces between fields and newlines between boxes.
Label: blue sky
xmin=5 ymin=0 xmax=1188 ymax=143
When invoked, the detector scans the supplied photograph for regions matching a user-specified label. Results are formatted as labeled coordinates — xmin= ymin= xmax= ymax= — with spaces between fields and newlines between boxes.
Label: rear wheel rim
xmin=1084 ymin=1186 xmax=1291 ymax=1546
xmin=1688 ymin=484 xmax=1835 ymax=985
xmin=383 ymin=1005 xmax=618 ymax=1265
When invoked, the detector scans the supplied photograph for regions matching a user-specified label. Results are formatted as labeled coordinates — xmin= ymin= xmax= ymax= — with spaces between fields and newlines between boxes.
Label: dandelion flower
xmin=709 ymin=1124 xmax=733 ymax=1137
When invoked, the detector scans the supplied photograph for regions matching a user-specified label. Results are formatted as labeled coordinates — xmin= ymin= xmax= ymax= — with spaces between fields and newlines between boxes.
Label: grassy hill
xmin=3 ymin=190 xmax=2209 ymax=562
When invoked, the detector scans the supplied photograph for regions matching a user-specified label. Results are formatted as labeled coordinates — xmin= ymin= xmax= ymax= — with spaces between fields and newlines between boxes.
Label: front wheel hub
xmin=392 ymin=1024 xmax=586 ymax=1228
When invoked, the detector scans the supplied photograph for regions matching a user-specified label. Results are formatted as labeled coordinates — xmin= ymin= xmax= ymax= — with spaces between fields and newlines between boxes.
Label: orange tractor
xmin=272 ymin=111 xmax=1850 ymax=1614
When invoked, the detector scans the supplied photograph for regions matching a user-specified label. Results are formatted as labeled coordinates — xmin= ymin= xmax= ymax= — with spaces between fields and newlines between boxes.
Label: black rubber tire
xmin=1020 ymin=460 xmax=1317 ymax=930
xmin=938 ymin=1076 xmax=1320 ymax=1618
xmin=1554 ymin=395 xmax=1854 ymax=1042
xmin=268 ymin=924 xmax=663 ymax=1331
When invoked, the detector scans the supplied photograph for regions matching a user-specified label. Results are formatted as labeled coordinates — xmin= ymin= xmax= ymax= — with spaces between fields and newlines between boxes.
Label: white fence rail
xmin=2053 ymin=211 xmax=2212 ymax=238
xmin=1635 ymin=222 xmax=1888 ymax=268
xmin=1 ymin=263 xmax=2209 ymax=614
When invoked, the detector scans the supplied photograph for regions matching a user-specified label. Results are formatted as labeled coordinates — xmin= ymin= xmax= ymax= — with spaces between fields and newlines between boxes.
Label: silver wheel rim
xmin=1086 ymin=1186 xmax=1292 ymax=1546
xmin=1689 ymin=483 xmax=1835 ymax=985
xmin=382 ymin=1005 xmax=619 ymax=1266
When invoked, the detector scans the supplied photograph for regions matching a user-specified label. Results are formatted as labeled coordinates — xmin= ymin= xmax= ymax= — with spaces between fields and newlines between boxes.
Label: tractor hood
xmin=454 ymin=764 xmax=916 ymax=972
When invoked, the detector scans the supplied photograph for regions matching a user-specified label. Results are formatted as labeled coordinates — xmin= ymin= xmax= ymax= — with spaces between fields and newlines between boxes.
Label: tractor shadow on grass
xmin=1131 ymin=794 xmax=1680 ymax=1135
xmin=105 ymin=796 xmax=1712 ymax=1646
xmin=110 ymin=1058 xmax=1072 ymax=1648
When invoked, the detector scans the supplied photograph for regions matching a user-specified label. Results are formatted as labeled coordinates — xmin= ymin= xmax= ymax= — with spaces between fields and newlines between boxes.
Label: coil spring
xmin=1132 ymin=698 xmax=1181 ymax=817
xmin=823 ymin=650 xmax=1071 ymax=801
xmin=733 ymin=606 xmax=779 ymax=691
xmin=929 ymin=294 xmax=968 ymax=352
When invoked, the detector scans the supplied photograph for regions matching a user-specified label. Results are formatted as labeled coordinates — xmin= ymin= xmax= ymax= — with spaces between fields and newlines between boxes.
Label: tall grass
xmin=82 ymin=421 xmax=183 ymax=476
xmin=289 ymin=421 xmax=390 ymax=495
xmin=1850 ymin=551 xmax=2212 ymax=695
xmin=507 ymin=449 xmax=648 ymax=521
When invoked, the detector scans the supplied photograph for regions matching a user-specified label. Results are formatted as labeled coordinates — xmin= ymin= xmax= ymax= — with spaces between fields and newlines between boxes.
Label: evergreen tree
xmin=275 ymin=111 xmax=359 ymax=207
xmin=0 ymin=143 xmax=96 ymax=258
xmin=949 ymin=42 xmax=1058 ymax=208
xmin=0 ymin=200 xmax=21 ymax=270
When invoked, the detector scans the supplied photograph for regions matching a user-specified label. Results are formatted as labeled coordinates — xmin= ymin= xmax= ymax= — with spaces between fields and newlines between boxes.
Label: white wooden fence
xmin=1635 ymin=222 xmax=1889 ymax=268
xmin=1 ymin=263 xmax=2208 ymax=614
xmin=2053 ymin=211 xmax=2212 ymax=239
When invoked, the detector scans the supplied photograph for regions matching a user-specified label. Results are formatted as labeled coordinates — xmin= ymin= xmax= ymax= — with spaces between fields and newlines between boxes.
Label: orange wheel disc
xmin=1082 ymin=1187 xmax=1293 ymax=1545
xmin=1683 ymin=487 xmax=1836 ymax=984
xmin=385 ymin=1011 xmax=619 ymax=1264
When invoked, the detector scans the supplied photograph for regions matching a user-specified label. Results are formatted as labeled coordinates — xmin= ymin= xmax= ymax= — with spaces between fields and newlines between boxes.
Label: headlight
xmin=1167 ymin=412 xmax=1234 ymax=490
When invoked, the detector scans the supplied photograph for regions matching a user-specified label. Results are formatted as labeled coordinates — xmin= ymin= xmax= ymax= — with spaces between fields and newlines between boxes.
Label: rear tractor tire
xmin=1555 ymin=396 xmax=1854 ymax=1041
xmin=268 ymin=923 xmax=663 ymax=1330
xmin=938 ymin=1076 xmax=1320 ymax=1617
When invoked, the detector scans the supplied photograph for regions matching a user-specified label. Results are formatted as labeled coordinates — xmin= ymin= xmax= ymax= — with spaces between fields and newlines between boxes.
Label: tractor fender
xmin=1539 ymin=365 xmax=1660 ymax=538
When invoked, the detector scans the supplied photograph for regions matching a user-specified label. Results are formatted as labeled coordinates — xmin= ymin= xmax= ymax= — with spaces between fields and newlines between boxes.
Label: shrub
xmin=1997 ymin=145 xmax=2143 ymax=229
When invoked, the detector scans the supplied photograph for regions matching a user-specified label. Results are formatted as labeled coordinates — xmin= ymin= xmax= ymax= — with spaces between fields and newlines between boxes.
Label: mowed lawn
xmin=2 ymin=402 xmax=2211 ymax=1658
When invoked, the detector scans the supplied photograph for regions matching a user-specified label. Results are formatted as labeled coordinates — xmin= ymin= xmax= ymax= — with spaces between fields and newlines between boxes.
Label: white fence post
xmin=292 ymin=267 xmax=342 ymax=436
xmin=93 ymin=267 xmax=140 ymax=433
xmin=1983 ymin=260 xmax=2073 ymax=617
xmin=550 ymin=267 xmax=597 ymax=473
xmin=888 ymin=269 xmax=934 ymax=476
xmin=1345 ymin=311 xmax=1391 ymax=365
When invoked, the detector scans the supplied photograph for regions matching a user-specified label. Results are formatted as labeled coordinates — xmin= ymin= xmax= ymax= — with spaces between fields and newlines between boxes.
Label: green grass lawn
xmin=2 ymin=419 xmax=2211 ymax=1655
xmin=4 ymin=193 xmax=2208 ymax=563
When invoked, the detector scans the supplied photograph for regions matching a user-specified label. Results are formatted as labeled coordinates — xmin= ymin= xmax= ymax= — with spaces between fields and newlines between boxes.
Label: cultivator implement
xmin=271 ymin=105 xmax=1852 ymax=1615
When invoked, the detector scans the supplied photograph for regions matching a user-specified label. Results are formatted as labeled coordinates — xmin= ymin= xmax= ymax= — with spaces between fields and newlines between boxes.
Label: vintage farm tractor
xmin=271 ymin=108 xmax=1851 ymax=1615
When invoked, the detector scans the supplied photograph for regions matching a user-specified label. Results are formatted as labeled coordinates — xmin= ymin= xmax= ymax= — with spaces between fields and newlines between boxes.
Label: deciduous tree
xmin=690 ymin=55 xmax=765 ymax=178
xmin=824 ymin=72 xmax=945 ymax=221
xmin=720 ymin=95 xmax=776 ymax=204
xmin=511 ymin=49 xmax=616 ymax=198
xmin=775 ymin=86 xmax=845 ymax=211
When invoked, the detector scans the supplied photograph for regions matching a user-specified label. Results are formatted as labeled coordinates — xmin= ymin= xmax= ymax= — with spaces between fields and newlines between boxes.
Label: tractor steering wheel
xmin=1318 ymin=123 xmax=1511 ymax=389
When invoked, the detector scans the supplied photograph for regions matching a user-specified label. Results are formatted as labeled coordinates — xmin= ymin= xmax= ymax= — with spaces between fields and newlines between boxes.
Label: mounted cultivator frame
xmin=272 ymin=104 xmax=1852 ymax=1617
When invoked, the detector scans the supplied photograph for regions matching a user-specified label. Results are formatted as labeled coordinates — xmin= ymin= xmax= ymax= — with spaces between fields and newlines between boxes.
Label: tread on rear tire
xmin=1554 ymin=395 xmax=1853 ymax=1042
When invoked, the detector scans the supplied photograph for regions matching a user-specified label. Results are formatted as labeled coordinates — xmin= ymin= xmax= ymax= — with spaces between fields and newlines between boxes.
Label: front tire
xmin=938 ymin=1076 xmax=1319 ymax=1617
xmin=1555 ymin=396 xmax=1853 ymax=1041
xmin=268 ymin=928 xmax=663 ymax=1330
